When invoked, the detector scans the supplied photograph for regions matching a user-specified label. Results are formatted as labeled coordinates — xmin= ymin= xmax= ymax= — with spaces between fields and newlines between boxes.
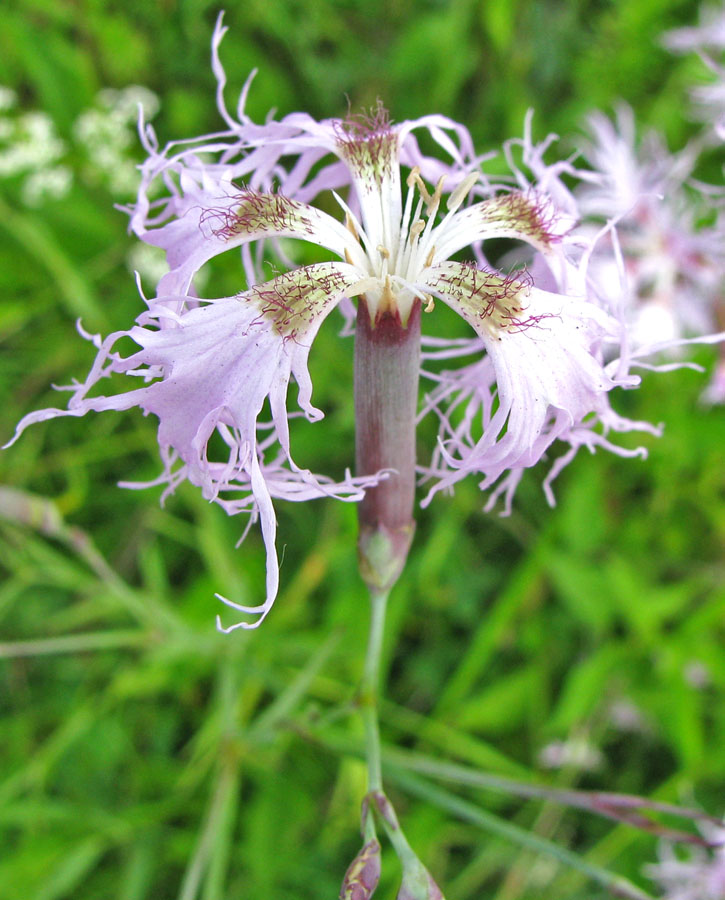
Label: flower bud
xmin=368 ymin=793 xmax=446 ymax=900
xmin=396 ymin=861 xmax=445 ymax=900
xmin=339 ymin=838 xmax=382 ymax=900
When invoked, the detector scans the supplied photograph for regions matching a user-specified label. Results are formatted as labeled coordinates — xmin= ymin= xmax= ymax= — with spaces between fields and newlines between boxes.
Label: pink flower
xmin=4 ymin=15 xmax=696 ymax=629
xmin=663 ymin=4 xmax=725 ymax=55
xmin=646 ymin=819 xmax=725 ymax=899
xmin=574 ymin=104 xmax=725 ymax=402
xmin=664 ymin=5 xmax=725 ymax=138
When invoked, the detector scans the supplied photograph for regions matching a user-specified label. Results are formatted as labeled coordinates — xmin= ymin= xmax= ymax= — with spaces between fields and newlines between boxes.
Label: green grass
xmin=1 ymin=1 xmax=724 ymax=898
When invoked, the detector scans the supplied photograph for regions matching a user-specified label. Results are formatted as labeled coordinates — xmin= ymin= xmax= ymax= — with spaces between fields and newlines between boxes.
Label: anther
xmin=447 ymin=172 xmax=479 ymax=212
xmin=379 ymin=274 xmax=396 ymax=315
xmin=424 ymin=246 xmax=436 ymax=268
xmin=345 ymin=213 xmax=359 ymax=241
xmin=344 ymin=247 xmax=354 ymax=265
xmin=409 ymin=219 xmax=426 ymax=239
xmin=406 ymin=166 xmax=432 ymax=205
xmin=406 ymin=166 xmax=421 ymax=189
xmin=377 ymin=245 xmax=391 ymax=259
xmin=424 ymin=294 xmax=435 ymax=313
xmin=425 ymin=176 xmax=445 ymax=216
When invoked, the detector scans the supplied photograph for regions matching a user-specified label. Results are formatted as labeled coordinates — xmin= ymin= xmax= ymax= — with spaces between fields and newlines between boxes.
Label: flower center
xmin=351 ymin=165 xmax=479 ymax=326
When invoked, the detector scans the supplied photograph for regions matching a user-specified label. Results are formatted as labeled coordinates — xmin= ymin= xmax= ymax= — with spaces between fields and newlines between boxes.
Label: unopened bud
xmin=339 ymin=838 xmax=382 ymax=900
xmin=396 ymin=862 xmax=445 ymax=900
xmin=357 ymin=521 xmax=415 ymax=592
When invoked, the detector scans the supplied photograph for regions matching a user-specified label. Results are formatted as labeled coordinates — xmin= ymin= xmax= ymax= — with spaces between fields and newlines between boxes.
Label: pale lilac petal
xmin=417 ymin=260 xmax=638 ymax=504
xmin=419 ymin=343 xmax=659 ymax=511
xmin=503 ymin=109 xmax=590 ymax=218
xmin=701 ymin=356 xmax=725 ymax=405
xmin=143 ymin=184 xmax=362 ymax=295
xmin=397 ymin=113 xmax=494 ymax=191
xmin=663 ymin=6 xmax=725 ymax=53
xmin=210 ymin=12 xmax=239 ymax=131
xmin=9 ymin=263 xmax=365 ymax=629
xmin=575 ymin=105 xmax=725 ymax=357
xmin=645 ymin=819 xmax=725 ymax=900
xmin=432 ymin=190 xmax=572 ymax=263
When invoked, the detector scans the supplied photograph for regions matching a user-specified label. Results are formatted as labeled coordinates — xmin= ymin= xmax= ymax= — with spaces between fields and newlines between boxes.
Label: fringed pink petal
xmin=8 ymin=264 xmax=369 ymax=629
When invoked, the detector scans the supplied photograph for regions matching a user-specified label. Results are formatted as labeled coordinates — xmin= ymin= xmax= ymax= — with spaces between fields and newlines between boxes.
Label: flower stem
xmin=360 ymin=587 xmax=389 ymax=837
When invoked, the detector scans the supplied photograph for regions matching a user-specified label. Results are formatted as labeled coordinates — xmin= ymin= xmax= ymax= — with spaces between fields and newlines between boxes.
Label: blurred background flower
xmin=646 ymin=819 xmax=725 ymax=899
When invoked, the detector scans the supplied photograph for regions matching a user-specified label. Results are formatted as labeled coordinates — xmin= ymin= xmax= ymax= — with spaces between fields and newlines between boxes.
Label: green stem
xmin=360 ymin=588 xmax=389 ymax=835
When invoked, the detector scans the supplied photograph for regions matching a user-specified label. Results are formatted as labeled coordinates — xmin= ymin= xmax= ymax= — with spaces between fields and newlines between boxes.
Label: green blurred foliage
xmin=1 ymin=0 xmax=724 ymax=898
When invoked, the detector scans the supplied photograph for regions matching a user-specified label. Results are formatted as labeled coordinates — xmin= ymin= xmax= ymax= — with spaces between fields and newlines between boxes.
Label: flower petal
xmin=335 ymin=103 xmax=403 ymax=252
xmin=421 ymin=260 xmax=622 ymax=490
xmin=142 ymin=183 xmax=363 ymax=295
xmin=7 ymin=263 xmax=367 ymax=628
xmin=432 ymin=189 xmax=572 ymax=263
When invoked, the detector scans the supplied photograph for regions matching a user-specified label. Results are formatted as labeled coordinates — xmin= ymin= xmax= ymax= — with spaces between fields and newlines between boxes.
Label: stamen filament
xmin=396 ymin=175 xmax=419 ymax=268
xmin=399 ymin=193 xmax=426 ymax=277
xmin=416 ymin=211 xmax=439 ymax=271
xmin=332 ymin=191 xmax=374 ymax=269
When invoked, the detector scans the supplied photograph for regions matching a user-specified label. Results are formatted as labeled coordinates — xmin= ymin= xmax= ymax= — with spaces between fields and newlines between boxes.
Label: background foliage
xmin=1 ymin=0 xmax=724 ymax=898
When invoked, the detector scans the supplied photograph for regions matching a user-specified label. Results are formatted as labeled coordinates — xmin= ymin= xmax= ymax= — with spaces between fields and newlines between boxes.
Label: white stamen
xmin=331 ymin=190 xmax=372 ymax=264
xmin=426 ymin=176 xmax=445 ymax=217
xmin=396 ymin=173 xmax=419 ymax=264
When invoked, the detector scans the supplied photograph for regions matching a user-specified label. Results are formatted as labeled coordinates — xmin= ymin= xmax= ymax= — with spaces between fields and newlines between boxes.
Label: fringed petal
xmin=431 ymin=189 xmax=575 ymax=265
xmin=417 ymin=260 xmax=647 ymax=507
xmin=7 ymin=263 xmax=369 ymax=629
xmin=142 ymin=183 xmax=363 ymax=296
